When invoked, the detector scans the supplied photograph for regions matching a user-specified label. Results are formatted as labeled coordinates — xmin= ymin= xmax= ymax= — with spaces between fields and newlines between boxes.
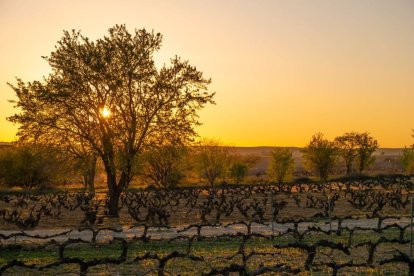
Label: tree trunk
xmin=107 ymin=171 xmax=130 ymax=217
xmin=107 ymin=188 xmax=120 ymax=217
xmin=86 ymin=173 xmax=95 ymax=194
xmin=346 ymin=162 xmax=351 ymax=175
xmin=102 ymin=142 xmax=133 ymax=217
xmin=106 ymin=167 xmax=120 ymax=217
xmin=359 ymin=155 xmax=366 ymax=173
xmin=409 ymin=262 xmax=414 ymax=276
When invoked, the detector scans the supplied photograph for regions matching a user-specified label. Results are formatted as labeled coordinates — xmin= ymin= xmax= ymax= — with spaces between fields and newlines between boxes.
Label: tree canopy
xmin=335 ymin=132 xmax=359 ymax=175
xmin=8 ymin=25 xmax=215 ymax=216
xmin=355 ymin=132 xmax=379 ymax=173
xmin=267 ymin=147 xmax=294 ymax=184
xmin=302 ymin=133 xmax=339 ymax=182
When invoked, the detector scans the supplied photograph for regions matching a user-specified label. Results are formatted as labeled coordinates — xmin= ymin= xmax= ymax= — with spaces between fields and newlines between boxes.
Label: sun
xmin=100 ymin=106 xmax=111 ymax=118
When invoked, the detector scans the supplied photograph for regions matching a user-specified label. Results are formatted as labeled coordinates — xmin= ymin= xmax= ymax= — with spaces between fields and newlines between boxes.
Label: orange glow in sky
xmin=1 ymin=0 xmax=414 ymax=147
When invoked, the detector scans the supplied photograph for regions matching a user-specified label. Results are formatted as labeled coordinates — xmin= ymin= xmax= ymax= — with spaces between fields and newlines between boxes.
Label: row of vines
xmin=1 ymin=175 xmax=414 ymax=275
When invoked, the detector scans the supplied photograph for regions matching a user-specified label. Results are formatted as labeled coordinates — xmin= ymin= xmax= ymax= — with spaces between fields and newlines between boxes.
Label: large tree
xmin=8 ymin=25 xmax=214 ymax=216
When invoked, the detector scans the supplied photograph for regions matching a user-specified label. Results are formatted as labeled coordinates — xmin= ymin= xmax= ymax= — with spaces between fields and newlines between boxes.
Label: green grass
xmin=0 ymin=230 xmax=411 ymax=275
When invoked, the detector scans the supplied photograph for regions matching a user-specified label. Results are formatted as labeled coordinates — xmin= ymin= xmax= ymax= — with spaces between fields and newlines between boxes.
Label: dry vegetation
xmin=1 ymin=175 xmax=414 ymax=275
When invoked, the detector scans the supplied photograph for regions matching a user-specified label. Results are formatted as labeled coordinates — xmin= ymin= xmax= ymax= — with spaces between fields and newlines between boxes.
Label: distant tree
xmin=72 ymin=152 xmax=98 ymax=193
xmin=228 ymin=154 xmax=259 ymax=185
xmin=401 ymin=147 xmax=414 ymax=175
xmin=8 ymin=25 xmax=214 ymax=216
xmin=335 ymin=132 xmax=358 ymax=175
xmin=302 ymin=133 xmax=339 ymax=182
xmin=229 ymin=161 xmax=248 ymax=185
xmin=12 ymin=125 xmax=98 ymax=193
xmin=355 ymin=132 xmax=379 ymax=173
xmin=0 ymin=144 xmax=69 ymax=189
xmin=61 ymin=135 xmax=98 ymax=193
xmin=267 ymin=147 xmax=294 ymax=185
xmin=401 ymin=131 xmax=414 ymax=175
xmin=195 ymin=139 xmax=232 ymax=187
xmin=142 ymin=145 xmax=187 ymax=188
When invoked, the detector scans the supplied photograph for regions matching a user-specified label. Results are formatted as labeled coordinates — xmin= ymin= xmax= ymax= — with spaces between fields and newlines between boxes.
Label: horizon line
xmin=0 ymin=141 xmax=406 ymax=150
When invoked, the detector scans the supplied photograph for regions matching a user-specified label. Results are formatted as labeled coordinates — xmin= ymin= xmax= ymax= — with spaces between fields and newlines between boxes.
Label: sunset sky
xmin=0 ymin=0 xmax=413 ymax=147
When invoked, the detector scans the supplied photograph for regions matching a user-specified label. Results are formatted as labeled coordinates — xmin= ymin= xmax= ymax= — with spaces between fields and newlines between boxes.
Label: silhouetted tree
xmin=8 ymin=25 xmax=214 ymax=216
xmin=335 ymin=132 xmax=358 ymax=175
xmin=267 ymin=147 xmax=294 ymax=184
xmin=302 ymin=133 xmax=339 ymax=182
xmin=355 ymin=132 xmax=379 ymax=173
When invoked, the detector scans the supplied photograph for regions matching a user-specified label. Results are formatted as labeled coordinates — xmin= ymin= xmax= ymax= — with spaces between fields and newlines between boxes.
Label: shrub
xmin=0 ymin=145 xmax=68 ymax=189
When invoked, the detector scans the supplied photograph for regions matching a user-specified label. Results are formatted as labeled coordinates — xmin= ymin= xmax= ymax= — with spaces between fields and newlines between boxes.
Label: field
xmin=234 ymin=147 xmax=404 ymax=178
xmin=1 ymin=174 xmax=414 ymax=275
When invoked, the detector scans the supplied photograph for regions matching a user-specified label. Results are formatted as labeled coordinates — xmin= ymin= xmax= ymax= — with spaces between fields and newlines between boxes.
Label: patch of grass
xmin=0 ymin=232 xmax=411 ymax=275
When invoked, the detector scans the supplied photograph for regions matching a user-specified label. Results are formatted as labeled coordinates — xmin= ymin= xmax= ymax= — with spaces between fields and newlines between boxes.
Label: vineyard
xmin=1 ymin=175 xmax=414 ymax=275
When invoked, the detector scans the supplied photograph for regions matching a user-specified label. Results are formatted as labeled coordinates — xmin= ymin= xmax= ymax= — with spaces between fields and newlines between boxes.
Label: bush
xmin=401 ymin=146 xmax=414 ymax=175
xmin=267 ymin=147 xmax=294 ymax=184
xmin=141 ymin=145 xmax=187 ymax=188
xmin=0 ymin=145 xmax=68 ymax=189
